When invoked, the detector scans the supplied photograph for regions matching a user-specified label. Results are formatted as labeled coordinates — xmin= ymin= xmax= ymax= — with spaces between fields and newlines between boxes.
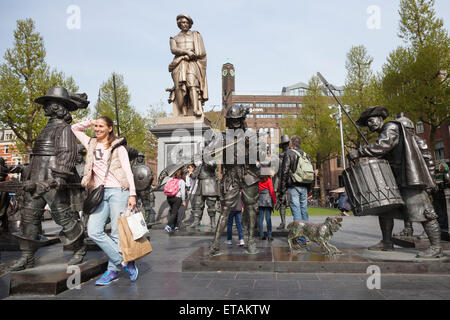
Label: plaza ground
xmin=3 ymin=214 xmax=450 ymax=300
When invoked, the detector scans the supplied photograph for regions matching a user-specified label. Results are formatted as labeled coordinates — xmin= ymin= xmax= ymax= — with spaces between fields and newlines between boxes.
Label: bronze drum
xmin=343 ymin=158 xmax=404 ymax=216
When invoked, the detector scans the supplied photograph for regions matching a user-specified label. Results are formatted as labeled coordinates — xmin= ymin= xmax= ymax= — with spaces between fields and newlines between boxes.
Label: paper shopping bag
xmin=118 ymin=215 xmax=152 ymax=262
xmin=127 ymin=211 xmax=149 ymax=240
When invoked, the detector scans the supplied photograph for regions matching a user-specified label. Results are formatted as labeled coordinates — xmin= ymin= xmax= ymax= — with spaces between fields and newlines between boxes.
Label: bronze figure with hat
xmin=8 ymin=86 xmax=89 ymax=271
xmin=168 ymin=14 xmax=208 ymax=117
xmin=348 ymin=106 xmax=442 ymax=258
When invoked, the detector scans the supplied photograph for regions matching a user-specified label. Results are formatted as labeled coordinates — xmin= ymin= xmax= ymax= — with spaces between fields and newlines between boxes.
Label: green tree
xmin=145 ymin=102 xmax=167 ymax=162
xmin=398 ymin=0 xmax=446 ymax=48
xmin=283 ymin=76 xmax=340 ymax=206
xmin=0 ymin=19 xmax=88 ymax=154
xmin=381 ymin=0 xmax=449 ymax=155
xmin=341 ymin=45 xmax=383 ymax=149
xmin=97 ymin=73 xmax=147 ymax=152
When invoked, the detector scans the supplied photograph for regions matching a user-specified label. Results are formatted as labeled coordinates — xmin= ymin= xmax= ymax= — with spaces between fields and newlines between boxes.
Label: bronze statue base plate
xmin=0 ymin=244 xmax=107 ymax=296
xmin=172 ymin=227 xmax=288 ymax=237
xmin=392 ymin=235 xmax=450 ymax=249
xmin=182 ymin=246 xmax=450 ymax=274
xmin=0 ymin=270 xmax=11 ymax=299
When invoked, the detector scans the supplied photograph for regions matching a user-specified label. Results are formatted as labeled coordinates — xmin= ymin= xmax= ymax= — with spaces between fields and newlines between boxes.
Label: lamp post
xmin=337 ymin=105 xmax=346 ymax=170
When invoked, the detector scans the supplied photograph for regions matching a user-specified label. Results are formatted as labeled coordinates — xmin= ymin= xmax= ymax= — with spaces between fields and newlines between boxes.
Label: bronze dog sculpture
xmin=287 ymin=217 xmax=343 ymax=255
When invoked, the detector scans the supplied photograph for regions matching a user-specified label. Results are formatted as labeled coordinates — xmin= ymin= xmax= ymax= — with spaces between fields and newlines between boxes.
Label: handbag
xmin=118 ymin=215 xmax=152 ymax=262
xmin=82 ymin=148 xmax=114 ymax=215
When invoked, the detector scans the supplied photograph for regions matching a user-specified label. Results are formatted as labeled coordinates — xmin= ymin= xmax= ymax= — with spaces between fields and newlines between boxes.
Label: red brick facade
xmin=0 ymin=128 xmax=23 ymax=166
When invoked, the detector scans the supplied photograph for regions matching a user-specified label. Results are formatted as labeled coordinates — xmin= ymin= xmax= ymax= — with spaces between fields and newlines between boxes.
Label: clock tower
xmin=222 ymin=63 xmax=235 ymax=110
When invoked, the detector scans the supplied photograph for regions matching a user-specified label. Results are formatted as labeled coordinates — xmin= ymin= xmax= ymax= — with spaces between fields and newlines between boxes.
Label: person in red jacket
xmin=258 ymin=175 xmax=276 ymax=241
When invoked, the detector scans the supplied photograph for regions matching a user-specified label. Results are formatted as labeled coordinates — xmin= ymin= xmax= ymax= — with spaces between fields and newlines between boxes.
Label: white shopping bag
xmin=126 ymin=211 xmax=149 ymax=240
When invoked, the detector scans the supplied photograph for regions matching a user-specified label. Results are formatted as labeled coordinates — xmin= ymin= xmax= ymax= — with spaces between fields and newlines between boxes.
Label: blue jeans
xmin=227 ymin=211 xmax=244 ymax=241
xmin=288 ymin=186 xmax=308 ymax=243
xmin=87 ymin=188 xmax=129 ymax=272
xmin=258 ymin=207 xmax=272 ymax=238
xmin=288 ymin=186 xmax=309 ymax=221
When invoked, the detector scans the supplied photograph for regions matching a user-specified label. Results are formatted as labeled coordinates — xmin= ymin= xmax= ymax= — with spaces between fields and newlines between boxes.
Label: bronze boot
xmin=369 ymin=216 xmax=394 ymax=251
xmin=8 ymin=250 xmax=35 ymax=271
xmin=187 ymin=213 xmax=201 ymax=229
xmin=417 ymin=220 xmax=443 ymax=259
xmin=68 ymin=237 xmax=87 ymax=265
xmin=368 ymin=241 xmax=394 ymax=251
xmin=210 ymin=215 xmax=216 ymax=231
xmin=277 ymin=206 xmax=286 ymax=230
xmin=394 ymin=220 xmax=414 ymax=237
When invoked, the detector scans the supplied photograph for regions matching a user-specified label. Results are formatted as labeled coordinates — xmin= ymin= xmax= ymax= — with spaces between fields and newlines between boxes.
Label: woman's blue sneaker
xmin=165 ymin=225 xmax=172 ymax=233
xmin=95 ymin=270 xmax=119 ymax=286
xmin=123 ymin=261 xmax=138 ymax=282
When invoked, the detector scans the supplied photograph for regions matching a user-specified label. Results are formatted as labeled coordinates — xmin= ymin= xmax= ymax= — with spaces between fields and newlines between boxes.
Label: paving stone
xmin=254 ymin=279 xmax=299 ymax=290
xmin=377 ymin=289 xmax=450 ymax=300
xmin=276 ymin=273 xmax=320 ymax=281
xmin=208 ymin=279 xmax=255 ymax=290
xmin=195 ymin=272 xmax=237 ymax=280
xmin=4 ymin=218 xmax=449 ymax=300
xmin=227 ymin=288 xmax=278 ymax=300
xmin=236 ymin=272 xmax=277 ymax=280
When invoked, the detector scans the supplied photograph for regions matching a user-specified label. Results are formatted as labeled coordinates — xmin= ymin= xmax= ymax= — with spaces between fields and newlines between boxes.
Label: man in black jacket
xmin=279 ymin=135 xmax=314 ymax=243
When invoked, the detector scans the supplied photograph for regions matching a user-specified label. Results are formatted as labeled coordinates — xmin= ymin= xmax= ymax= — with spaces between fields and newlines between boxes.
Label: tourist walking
xmin=72 ymin=116 xmax=138 ymax=286
xmin=279 ymin=135 xmax=315 ymax=245
xmin=164 ymin=168 xmax=186 ymax=232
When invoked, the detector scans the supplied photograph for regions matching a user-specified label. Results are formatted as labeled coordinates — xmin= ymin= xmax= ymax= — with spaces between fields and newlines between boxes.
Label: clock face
xmin=230 ymin=69 xmax=235 ymax=77
xmin=222 ymin=70 xmax=228 ymax=77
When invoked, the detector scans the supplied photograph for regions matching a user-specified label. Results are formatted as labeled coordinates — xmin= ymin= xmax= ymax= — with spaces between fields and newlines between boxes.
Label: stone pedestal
xmin=150 ymin=116 xmax=212 ymax=228
xmin=182 ymin=247 xmax=450 ymax=274
xmin=150 ymin=116 xmax=212 ymax=176
xmin=0 ymin=244 xmax=107 ymax=296
xmin=0 ymin=270 xmax=11 ymax=299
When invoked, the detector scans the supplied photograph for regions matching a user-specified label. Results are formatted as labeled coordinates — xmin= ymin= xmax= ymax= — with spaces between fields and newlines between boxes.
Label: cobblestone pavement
xmin=4 ymin=215 xmax=450 ymax=300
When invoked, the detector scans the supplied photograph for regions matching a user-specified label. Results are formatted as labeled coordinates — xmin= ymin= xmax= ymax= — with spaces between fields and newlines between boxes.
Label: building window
xmin=255 ymin=114 xmax=275 ymax=118
xmin=255 ymin=103 xmax=275 ymax=108
xmin=5 ymin=133 xmax=13 ymax=141
xmin=338 ymin=175 xmax=344 ymax=187
xmin=5 ymin=146 xmax=9 ymax=154
xmin=277 ymin=103 xmax=296 ymax=108
xmin=234 ymin=103 xmax=254 ymax=107
xmin=288 ymin=88 xmax=307 ymax=96
xmin=337 ymin=156 xmax=342 ymax=168
xmin=416 ymin=122 xmax=424 ymax=134
xmin=435 ymin=140 xmax=445 ymax=161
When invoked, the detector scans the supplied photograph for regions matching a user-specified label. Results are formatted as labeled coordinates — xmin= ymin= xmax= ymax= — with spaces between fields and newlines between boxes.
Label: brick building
xmin=415 ymin=120 xmax=450 ymax=164
xmin=0 ymin=127 xmax=23 ymax=166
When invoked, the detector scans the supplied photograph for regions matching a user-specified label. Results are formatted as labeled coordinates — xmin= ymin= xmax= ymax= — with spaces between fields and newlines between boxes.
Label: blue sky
xmin=1 ymin=0 xmax=449 ymax=115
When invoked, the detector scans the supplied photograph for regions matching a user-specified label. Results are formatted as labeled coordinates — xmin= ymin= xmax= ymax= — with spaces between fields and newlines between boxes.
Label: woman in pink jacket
xmin=72 ymin=116 xmax=138 ymax=286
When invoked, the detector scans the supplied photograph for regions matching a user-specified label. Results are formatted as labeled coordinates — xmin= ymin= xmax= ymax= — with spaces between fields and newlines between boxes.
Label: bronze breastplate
xmin=32 ymin=127 xmax=56 ymax=156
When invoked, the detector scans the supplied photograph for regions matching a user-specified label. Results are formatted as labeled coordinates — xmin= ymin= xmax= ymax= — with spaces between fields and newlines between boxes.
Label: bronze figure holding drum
xmin=347 ymin=106 xmax=442 ymax=259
